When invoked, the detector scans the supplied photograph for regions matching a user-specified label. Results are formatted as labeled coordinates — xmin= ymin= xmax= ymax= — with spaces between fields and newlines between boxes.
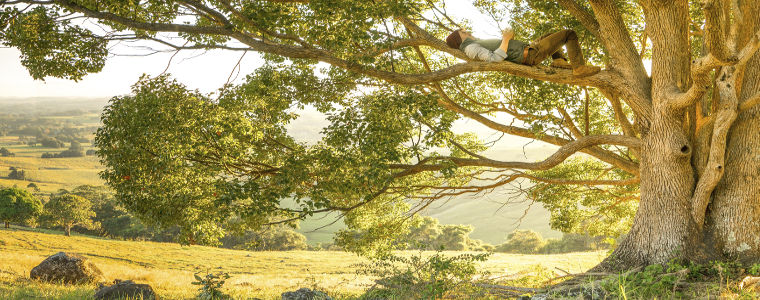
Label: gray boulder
xmin=95 ymin=279 xmax=158 ymax=300
xmin=282 ymin=288 xmax=332 ymax=300
xmin=29 ymin=252 xmax=104 ymax=284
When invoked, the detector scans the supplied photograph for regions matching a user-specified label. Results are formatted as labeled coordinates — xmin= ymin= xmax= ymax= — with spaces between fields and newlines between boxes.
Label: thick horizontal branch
xmin=521 ymin=173 xmax=640 ymax=186
xmin=429 ymin=85 xmax=640 ymax=175
xmin=34 ymin=0 xmax=653 ymax=122
xmin=389 ymin=134 xmax=641 ymax=176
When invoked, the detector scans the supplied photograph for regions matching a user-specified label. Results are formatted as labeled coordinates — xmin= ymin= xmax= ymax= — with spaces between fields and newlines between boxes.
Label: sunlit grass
xmin=0 ymin=227 xmax=606 ymax=299
xmin=0 ymin=140 xmax=103 ymax=192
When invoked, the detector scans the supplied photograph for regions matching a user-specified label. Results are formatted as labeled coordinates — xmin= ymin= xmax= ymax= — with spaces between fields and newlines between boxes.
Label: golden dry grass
xmin=0 ymin=141 xmax=103 ymax=193
xmin=0 ymin=228 xmax=606 ymax=299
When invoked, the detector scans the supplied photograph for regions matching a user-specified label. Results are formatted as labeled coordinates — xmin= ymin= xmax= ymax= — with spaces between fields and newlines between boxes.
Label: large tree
xmin=2 ymin=0 xmax=759 ymax=269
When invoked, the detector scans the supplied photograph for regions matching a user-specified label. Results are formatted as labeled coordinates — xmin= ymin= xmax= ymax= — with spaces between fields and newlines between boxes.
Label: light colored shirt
xmin=463 ymin=43 xmax=507 ymax=62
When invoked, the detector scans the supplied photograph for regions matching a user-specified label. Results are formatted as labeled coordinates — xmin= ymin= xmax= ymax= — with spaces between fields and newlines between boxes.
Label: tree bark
xmin=65 ymin=225 xmax=71 ymax=236
xmin=707 ymin=1 xmax=760 ymax=261
xmin=599 ymin=112 xmax=699 ymax=270
xmin=4 ymin=221 xmax=8 ymax=229
xmin=596 ymin=0 xmax=701 ymax=270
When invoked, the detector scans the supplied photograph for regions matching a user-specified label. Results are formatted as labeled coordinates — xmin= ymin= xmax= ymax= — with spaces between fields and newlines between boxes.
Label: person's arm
xmin=500 ymin=29 xmax=514 ymax=52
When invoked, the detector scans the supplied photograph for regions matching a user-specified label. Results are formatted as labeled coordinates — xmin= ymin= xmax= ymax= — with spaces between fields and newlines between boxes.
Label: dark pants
xmin=524 ymin=29 xmax=586 ymax=67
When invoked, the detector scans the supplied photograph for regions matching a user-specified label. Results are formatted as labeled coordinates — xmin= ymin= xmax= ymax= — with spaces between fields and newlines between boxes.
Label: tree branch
xmin=389 ymin=134 xmax=641 ymax=175
xmin=703 ymin=0 xmax=733 ymax=62
xmin=556 ymin=0 xmax=601 ymax=38
xmin=671 ymin=29 xmax=760 ymax=110
xmin=691 ymin=67 xmax=738 ymax=230
xmin=588 ymin=0 xmax=650 ymax=90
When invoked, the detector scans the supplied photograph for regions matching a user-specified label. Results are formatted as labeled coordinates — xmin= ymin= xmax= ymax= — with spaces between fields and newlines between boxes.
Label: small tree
xmin=0 ymin=187 xmax=43 ymax=228
xmin=43 ymin=193 xmax=98 ymax=236
xmin=26 ymin=183 xmax=40 ymax=192
xmin=7 ymin=167 xmax=26 ymax=180
xmin=0 ymin=147 xmax=14 ymax=157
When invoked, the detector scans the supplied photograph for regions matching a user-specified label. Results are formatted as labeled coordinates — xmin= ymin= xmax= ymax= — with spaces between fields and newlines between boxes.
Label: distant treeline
xmin=0 ymin=184 xmax=609 ymax=253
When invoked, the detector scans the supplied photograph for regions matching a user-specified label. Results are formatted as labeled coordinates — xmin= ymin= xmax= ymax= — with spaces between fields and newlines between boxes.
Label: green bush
xmin=358 ymin=250 xmax=490 ymax=299
xmin=220 ymin=225 xmax=308 ymax=251
xmin=494 ymin=230 xmax=546 ymax=253
xmin=192 ymin=271 xmax=231 ymax=300
xmin=42 ymin=192 xmax=99 ymax=236
xmin=494 ymin=231 xmax=609 ymax=254
xmin=397 ymin=216 xmax=491 ymax=251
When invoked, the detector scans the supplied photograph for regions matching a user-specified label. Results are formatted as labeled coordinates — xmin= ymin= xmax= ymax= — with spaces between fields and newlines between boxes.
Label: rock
xmin=94 ymin=279 xmax=158 ymax=300
xmin=29 ymin=252 xmax=104 ymax=284
xmin=281 ymin=288 xmax=333 ymax=300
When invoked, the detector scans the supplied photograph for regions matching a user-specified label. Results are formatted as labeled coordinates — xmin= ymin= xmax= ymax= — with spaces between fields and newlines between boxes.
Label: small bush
xmin=357 ymin=250 xmax=490 ymax=299
xmin=192 ymin=271 xmax=231 ymax=300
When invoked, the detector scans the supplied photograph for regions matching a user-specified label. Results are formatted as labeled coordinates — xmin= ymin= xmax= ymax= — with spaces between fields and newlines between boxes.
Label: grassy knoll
xmin=0 ymin=227 xmax=606 ymax=299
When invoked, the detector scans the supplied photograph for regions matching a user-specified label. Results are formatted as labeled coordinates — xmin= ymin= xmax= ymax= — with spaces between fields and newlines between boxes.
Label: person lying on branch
xmin=446 ymin=27 xmax=601 ymax=77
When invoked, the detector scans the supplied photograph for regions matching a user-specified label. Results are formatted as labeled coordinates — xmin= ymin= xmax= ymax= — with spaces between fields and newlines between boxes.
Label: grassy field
xmin=0 ymin=141 xmax=103 ymax=193
xmin=0 ymin=227 xmax=606 ymax=299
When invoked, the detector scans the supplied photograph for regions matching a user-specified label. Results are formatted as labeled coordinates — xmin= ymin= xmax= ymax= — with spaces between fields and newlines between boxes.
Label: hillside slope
xmin=0 ymin=227 xmax=606 ymax=299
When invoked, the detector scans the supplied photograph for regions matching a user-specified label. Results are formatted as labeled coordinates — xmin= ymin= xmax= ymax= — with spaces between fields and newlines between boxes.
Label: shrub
xmin=495 ymin=230 xmax=546 ymax=253
xmin=221 ymin=225 xmax=308 ymax=251
xmin=192 ymin=271 xmax=231 ymax=300
xmin=37 ymin=137 xmax=65 ymax=148
xmin=358 ymin=250 xmax=490 ymax=299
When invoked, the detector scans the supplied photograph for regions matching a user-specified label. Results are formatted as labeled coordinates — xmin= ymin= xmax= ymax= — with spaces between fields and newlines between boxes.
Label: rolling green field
xmin=0 ymin=227 xmax=606 ymax=299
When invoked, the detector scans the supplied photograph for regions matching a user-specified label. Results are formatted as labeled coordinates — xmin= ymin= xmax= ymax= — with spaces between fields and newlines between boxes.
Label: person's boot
xmin=573 ymin=65 xmax=601 ymax=77
xmin=551 ymin=58 xmax=573 ymax=69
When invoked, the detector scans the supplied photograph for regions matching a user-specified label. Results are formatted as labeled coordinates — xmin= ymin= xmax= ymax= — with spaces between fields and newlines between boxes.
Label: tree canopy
xmin=0 ymin=187 xmax=42 ymax=228
xmin=3 ymin=0 xmax=760 ymax=268
xmin=43 ymin=192 xmax=99 ymax=236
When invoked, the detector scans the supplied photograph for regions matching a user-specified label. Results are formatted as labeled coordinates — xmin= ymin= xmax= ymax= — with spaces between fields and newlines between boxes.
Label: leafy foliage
xmin=220 ymin=225 xmax=308 ymax=251
xmin=599 ymin=260 xmax=753 ymax=299
xmin=3 ymin=0 xmax=652 ymax=253
xmin=42 ymin=192 xmax=98 ymax=236
xmin=0 ymin=147 xmax=14 ymax=157
xmin=1 ymin=6 xmax=107 ymax=80
xmin=358 ymin=250 xmax=490 ymax=299
xmin=192 ymin=271 xmax=232 ymax=300
xmin=0 ymin=187 xmax=42 ymax=227
xmin=527 ymin=158 xmax=638 ymax=237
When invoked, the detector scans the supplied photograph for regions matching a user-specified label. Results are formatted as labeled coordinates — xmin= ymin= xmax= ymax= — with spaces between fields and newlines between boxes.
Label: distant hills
xmin=0 ymin=97 xmax=109 ymax=116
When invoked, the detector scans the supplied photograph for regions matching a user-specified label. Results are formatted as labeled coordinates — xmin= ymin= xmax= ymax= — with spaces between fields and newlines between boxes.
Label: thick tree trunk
xmin=704 ymin=0 xmax=760 ymax=262
xmin=65 ymin=225 xmax=71 ymax=237
xmin=4 ymin=221 xmax=8 ymax=228
xmin=599 ymin=112 xmax=699 ymax=270
xmin=597 ymin=1 xmax=701 ymax=270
